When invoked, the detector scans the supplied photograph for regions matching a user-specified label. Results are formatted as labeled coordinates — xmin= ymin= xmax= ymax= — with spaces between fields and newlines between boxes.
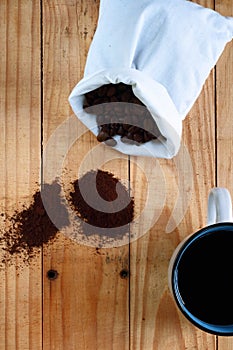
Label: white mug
xmin=168 ymin=187 xmax=233 ymax=335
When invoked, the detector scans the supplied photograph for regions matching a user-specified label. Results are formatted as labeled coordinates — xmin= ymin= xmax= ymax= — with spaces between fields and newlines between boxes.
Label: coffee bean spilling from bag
xmin=84 ymin=83 xmax=161 ymax=146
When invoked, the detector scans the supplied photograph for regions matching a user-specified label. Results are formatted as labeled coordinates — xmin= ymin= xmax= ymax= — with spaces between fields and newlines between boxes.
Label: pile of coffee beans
xmin=84 ymin=83 xmax=161 ymax=146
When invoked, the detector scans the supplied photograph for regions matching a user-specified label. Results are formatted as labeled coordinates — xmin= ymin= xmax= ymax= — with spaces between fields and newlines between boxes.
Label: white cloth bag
xmin=69 ymin=0 xmax=233 ymax=158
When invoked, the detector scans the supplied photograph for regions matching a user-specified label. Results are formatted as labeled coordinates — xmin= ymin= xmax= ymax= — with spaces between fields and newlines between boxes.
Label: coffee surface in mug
xmin=176 ymin=228 xmax=233 ymax=325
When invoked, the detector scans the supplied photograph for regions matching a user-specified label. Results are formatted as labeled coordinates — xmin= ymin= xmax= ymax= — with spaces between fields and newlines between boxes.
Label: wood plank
xmin=215 ymin=1 xmax=233 ymax=349
xmin=42 ymin=1 xmax=130 ymax=349
xmin=129 ymin=0 xmax=217 ymax=348
xmin=0 ymin=0 xmax=42 ymax=349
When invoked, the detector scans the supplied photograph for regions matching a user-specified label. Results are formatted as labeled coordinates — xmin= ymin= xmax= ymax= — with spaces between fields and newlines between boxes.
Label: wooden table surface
xmin=1 ymin=0 xmax=233 ymax=349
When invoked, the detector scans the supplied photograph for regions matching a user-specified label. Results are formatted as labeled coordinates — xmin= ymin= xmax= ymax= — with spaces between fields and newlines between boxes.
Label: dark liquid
xmin=177 ymin=229 xmax=233 ymax=325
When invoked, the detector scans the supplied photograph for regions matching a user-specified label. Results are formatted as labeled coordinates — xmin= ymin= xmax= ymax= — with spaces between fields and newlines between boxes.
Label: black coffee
xmin=176 ymin=228 xmax=233 ymax=325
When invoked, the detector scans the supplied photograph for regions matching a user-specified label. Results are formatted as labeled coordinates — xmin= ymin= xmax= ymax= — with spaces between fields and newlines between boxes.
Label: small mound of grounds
xmin=0 ymin=170 xmax=134 ymax=266
xmin=69 ymin=169 xmax=134 ymax=237
xmin=0 ymin=181 xmax=69 ymax=265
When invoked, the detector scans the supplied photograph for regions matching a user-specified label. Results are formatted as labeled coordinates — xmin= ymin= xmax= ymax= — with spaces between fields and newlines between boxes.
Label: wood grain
xmin=215 ymin=1 xmax=233 ymax=349
xmin=129 ymin=0 xmax=217 ymax=348
xmin=42 ymin=1 xmax=130 ymax=349
xmin=0 ymin=0 xmax=41 ymax=349
xmin=1 ymin=0 xmax=233 ymax=348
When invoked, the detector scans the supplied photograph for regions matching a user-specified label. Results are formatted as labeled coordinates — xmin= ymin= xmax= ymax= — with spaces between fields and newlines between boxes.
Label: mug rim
xmin=172 ymin=222 xmax=233 ymax=336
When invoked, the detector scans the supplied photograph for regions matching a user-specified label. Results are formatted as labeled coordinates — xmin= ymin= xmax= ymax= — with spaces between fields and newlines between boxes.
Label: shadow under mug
xmin=168 ymin=187 xmax=233 ymax=335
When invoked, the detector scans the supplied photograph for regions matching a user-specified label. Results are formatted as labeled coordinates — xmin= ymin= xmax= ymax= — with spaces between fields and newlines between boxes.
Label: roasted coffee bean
xmin=126 ymin=132 xmax=133 ymax=140
xmin=98 ymin=85 xmax=108 ymax=97
xmin=93 ymin=98 xmax=102 ymax=105
xmin=131 ymin=97 xmax=141 ymax=105
xmin=128 ymin=126 xmax=139 ymax=133
xmin=108 ymin=127 xmax=115 ymax=137
xmin=122 ymin=124 xmax=131 ymax=131
xmin=110 ymin=96 xmax=118 ymax=102
xmin=84 ymin=83 xmax=162 ymax=146
xmin=101 ymin=125 xmax=111 ymax=133
xmin=121 ymin=90 xmax=132 ymax=102
xmin=143 ymin=131 xmax=151 ymax=142
xmin=97 ymin=130 xmax=110 ymax=142
xmin=117 ymin=126 xmax=124 ymax=135
xmin=107 ymin=85 xmax=116 ymax=97
xmin=133 ymin=133 xmax=144 ymax=143
xmin=117 ymin=83 xmax=128 ymax=92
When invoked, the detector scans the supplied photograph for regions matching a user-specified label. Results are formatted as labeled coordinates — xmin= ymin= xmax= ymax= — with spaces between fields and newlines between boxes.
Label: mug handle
xmin=207 ymin=187 xmax=233 ymax=225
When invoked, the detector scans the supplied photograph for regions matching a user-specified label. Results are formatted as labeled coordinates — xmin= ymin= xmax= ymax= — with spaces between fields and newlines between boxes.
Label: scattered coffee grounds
xmin=0 ymin=171 xmax=134 ymax=263
xmin=84 ymin=83 xmax=161 ymax=146
xmin=0 ymin=181 xmax=69 ymax=265
xmin=69 ymin=169 xmax=134 ymax=237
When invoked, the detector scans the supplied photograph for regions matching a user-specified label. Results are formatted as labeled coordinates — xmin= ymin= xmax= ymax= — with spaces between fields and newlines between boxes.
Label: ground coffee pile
xmin=0 ymin=171 xmax=134 ymax=264
xmin=84 ymin=83 xmax=161 ymax=146
xmin=69 ymin=169 xmax=134 ymax=237
xmin=0 ymin=182 xmax=69 ymax=265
